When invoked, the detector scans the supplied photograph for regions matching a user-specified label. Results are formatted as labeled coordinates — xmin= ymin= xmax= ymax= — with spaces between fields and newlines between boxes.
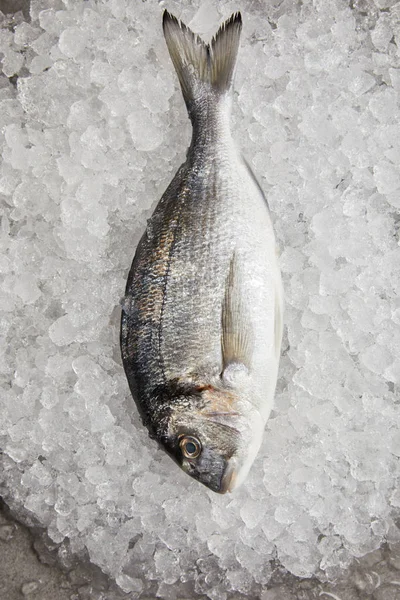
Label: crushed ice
xmin=0 ymin=0 xmax=400 ymax=598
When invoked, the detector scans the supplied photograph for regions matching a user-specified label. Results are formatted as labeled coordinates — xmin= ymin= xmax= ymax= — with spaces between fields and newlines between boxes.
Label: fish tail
xmin=209 ymin=13 xmax=242 ymax=93
xmin=163 ymin=11 xmax=242 ymax=112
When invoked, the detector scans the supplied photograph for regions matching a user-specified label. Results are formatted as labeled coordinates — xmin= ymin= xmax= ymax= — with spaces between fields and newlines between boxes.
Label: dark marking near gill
xmin=145 ymin=378 xmax=207 ymax=442
xmin=150 ymin=379 xmax=206 ymax=410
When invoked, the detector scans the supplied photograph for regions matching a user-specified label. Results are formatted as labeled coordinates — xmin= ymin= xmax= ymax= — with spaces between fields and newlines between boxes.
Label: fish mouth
xmin=219 ymin=458 xmax=238 ymax=494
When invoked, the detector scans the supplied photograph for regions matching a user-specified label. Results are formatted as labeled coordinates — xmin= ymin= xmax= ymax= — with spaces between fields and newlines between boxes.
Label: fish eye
xmin=179 ymin=435 xmax=201 ymax=459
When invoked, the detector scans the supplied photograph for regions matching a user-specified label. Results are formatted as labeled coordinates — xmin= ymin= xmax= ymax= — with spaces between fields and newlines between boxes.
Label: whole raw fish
xmin=120 ymin=11 xmax=283 ymax=493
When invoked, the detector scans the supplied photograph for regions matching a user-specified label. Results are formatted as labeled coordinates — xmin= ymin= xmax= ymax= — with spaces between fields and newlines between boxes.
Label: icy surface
xmin=0 ymin=0 xmax=400 ymax=598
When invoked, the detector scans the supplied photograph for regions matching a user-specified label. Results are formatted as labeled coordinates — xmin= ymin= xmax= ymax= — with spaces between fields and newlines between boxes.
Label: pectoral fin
xmin=221 ymin=253 xmax=253 ymax=376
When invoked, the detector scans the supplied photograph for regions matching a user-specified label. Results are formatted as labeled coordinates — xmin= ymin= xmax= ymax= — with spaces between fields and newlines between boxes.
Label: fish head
xmin=153 ymin=383 xmax=263 ymax=494
xmin=172 ymin=420 xmax=240 ymax=494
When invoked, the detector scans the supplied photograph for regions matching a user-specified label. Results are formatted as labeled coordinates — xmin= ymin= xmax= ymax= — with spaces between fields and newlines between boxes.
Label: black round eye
xmin=179 ymin=435 xmax=201 ymax=459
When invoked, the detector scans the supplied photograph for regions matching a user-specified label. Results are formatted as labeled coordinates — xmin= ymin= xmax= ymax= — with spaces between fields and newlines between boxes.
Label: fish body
xmin=121 ymin=11 xmax=283 ymax=493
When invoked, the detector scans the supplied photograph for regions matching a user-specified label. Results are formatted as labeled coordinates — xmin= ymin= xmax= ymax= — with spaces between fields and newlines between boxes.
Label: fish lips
xmin=181 ymin=447 xmax=237 ymax=494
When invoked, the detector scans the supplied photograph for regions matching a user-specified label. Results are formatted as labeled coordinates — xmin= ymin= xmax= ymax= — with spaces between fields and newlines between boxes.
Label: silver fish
xmin=120 ymin=11 xmax=283 ymax=493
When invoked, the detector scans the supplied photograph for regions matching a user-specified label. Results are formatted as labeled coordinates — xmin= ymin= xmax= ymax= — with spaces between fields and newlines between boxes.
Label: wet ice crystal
xmin=0 ymin=0 xmax=400 ymax=598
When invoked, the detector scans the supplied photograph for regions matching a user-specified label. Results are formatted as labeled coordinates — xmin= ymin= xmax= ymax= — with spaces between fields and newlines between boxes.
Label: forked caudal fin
xmin=162 ymin=11 xmax=242 ymax=113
